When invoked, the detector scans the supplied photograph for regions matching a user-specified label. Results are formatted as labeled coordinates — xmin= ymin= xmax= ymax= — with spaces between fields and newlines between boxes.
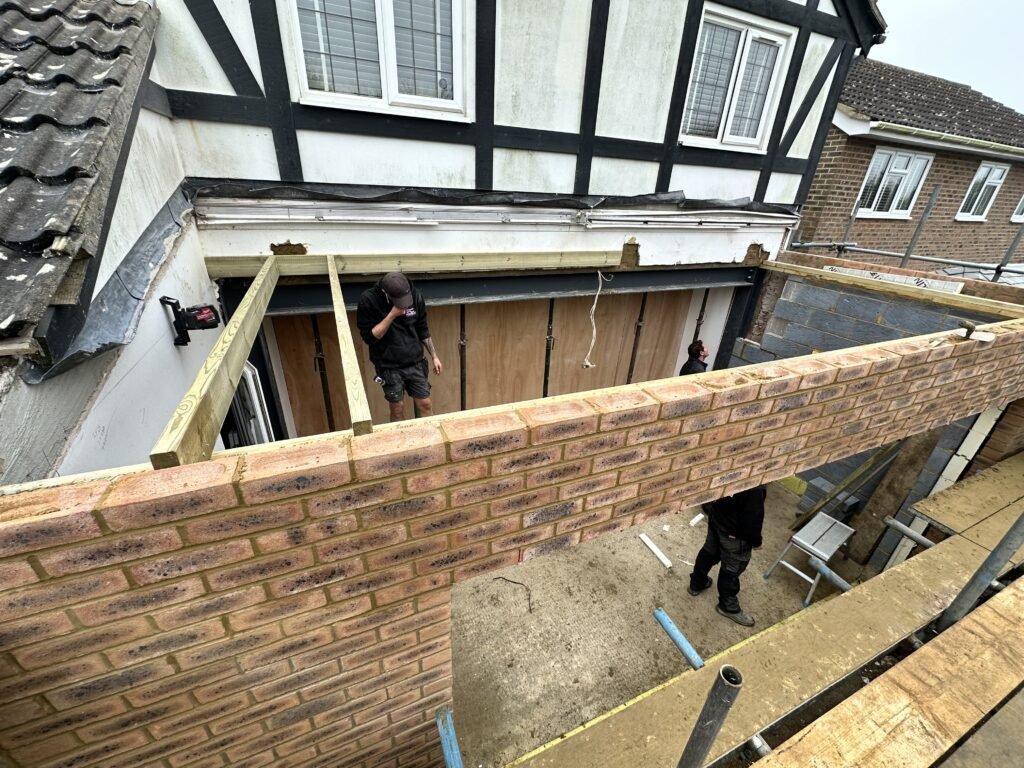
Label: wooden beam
xmin=204 ymin=250 xmax=624 ymax=278
xmin=150 ymin=257 xmax=280 ymax=468
xmin=762 ymin=260 xmax=1024 ymax=320
xmin=327 ymin=256 xmax=373 ymax=436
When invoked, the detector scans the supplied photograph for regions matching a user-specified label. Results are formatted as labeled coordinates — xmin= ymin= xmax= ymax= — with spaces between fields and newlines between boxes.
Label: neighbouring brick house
xmin=798 ymin=58 xmax=1024 ymax=266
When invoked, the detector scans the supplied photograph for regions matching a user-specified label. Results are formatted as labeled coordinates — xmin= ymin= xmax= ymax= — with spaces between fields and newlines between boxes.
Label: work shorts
xmin=377 ymin=359 xmax=431 ymax=403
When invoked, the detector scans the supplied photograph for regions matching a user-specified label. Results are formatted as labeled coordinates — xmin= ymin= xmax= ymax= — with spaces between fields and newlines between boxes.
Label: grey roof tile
xmin=841 ymin=57 xmax=1024 ymax=150
xmin=0 ymin=0 xmax=156 ymax=342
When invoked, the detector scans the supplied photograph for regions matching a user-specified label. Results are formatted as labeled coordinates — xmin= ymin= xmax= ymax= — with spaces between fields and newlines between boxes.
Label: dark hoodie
xmin=356 ymin=278 xmax=431 ymax=370
xmin=706 ymin=485 xmax=766 ymax=548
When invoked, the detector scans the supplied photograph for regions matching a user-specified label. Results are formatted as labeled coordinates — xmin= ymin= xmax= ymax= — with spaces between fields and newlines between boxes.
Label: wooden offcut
xmin=327 ymin=256 xmax=373 ymax=436
xmin=755 ymin=578 xmax=1024 ymax=768
xmin=763 ymin=260 xmax=1024 ymax=319
xmin=150 ymin=256 xmax=280 ymax=468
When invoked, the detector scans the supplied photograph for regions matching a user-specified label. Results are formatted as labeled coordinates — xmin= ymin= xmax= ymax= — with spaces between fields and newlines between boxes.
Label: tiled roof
xmin=0 ymin=0 xmax=157 ymax=342
xmin=840 ymin=57 xmax=1024 ymax=151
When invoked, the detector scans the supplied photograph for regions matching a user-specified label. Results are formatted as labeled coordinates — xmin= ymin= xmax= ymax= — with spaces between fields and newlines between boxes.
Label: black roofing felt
xmin=0 ymin=0 xmax=157 ymax=340
xmin=841 ymin=57 xmax=1024 ymax=151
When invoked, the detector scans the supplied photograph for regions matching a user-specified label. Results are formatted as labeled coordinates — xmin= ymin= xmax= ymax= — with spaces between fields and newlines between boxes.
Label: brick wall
xmin=1 ymin=322 xmax=1024 ymax=768
xmin=800 ymin=127 xmax=1024 ymax=266
xmin=730 ymin=274 xmax=1005 ymax=564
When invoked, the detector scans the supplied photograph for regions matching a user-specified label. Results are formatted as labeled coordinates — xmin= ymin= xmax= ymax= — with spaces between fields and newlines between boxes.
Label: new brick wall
xmin=799 ymin=127 xmax=1024 ymax=266
xmin=2 ymin=322 xmax=1024 ymax=768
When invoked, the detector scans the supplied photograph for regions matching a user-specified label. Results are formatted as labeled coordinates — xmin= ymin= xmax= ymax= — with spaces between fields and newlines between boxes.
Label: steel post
xmin=677 ymin=666 xmax=744 ymax=768
xmin=936 ymin=508 xmax=1024 ymax=632
xmin=992 ymin=222 xmax=1024 ymax=282
xmin=901 ymin=185 xmax=940 ymax=267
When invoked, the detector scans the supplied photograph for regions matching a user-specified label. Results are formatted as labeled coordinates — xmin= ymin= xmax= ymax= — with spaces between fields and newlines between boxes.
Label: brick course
xmin=0 ymin=320 xmax=1023 ymax=768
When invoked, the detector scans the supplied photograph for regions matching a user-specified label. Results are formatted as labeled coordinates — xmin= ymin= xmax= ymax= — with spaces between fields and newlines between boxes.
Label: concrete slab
xmin=451 ymin=484 xmax=861 ymax=767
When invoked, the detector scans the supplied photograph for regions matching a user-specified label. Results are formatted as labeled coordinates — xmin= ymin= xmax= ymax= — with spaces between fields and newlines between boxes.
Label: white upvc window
xmin=679 ymin=7 xmax=791 ymax=152
xmin=956 ymin=162 xmax=1009 ymax=222
xmin=1010 ymin=193 xmax=1024 ymax=224
xmin=855 ymin=147 xmax=933 ymax=219
xmin=285 ymin=0 xmax=469 ymax=120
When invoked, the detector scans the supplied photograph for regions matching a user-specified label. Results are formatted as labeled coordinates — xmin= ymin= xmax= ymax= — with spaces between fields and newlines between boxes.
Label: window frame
xmin=678 ymin=4 xmax=793 ymax=154
xmin=854 ymin=146 xmax=934 ymax=220
xmin=1010 ymin=192 xmax=1024 ymax=224
xmin=278 ymin=0 xmax=474 ymax=122
xmin=955 ymin=161 xmax=1009 ymax=222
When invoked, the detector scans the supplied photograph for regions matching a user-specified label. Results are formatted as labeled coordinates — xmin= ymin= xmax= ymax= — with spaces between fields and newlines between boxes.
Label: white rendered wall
xmin=492 ymin=149 xmax=577 ymax=193
xmin=595 ymin=0 xmax=687 ymax=143
xmin=212 ymin=0 xmax=264 ymax=88
xmin=493 ymin=0 xmax=590 ymax=133
xmin=297 ymin=131 xmax=476 ymax=188
xmin=59 ymin=224 xmax=223 ymax=475
xmin=173 ymin=121 xmax=281 ymax=180
xmin=764 ymin=172 xmax=802 ymax=205
xmin=668 ymin=166 xmax=760 ymax=200
xmin=784 ymin=33 xmax=833 ymax=138
xmin=589 ymin=157 xmax=659 ymax=196
xmin=676 ymin=286 xmax=735 ymax=373
xmin=152 ymin=0 xmax=235 ymax=93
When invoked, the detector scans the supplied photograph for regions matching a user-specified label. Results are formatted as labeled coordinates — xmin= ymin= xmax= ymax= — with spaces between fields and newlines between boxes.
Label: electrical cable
xmin=581 ymin=270 xmax=613 ymax=369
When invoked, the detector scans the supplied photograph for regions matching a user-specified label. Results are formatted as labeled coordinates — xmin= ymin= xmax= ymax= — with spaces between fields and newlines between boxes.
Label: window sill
xmin=677 ymin=136 xmax=768 ymax=155
xmin=1011 ymin=216 xmax=1024 ymax=224
xmin=297 ymin=91 xmax=472 ymax=123
xmin=954 ymin=214 xmax=988 ymax=223
xmin=855 ymin=211 xmax=913 ymax=221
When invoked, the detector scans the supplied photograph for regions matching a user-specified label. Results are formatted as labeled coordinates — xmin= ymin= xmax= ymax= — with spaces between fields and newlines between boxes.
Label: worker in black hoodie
xmin=356 ymin=272 xmax=442 ymax=422
xmin=687 ymin=485 xmax=766 ymax=627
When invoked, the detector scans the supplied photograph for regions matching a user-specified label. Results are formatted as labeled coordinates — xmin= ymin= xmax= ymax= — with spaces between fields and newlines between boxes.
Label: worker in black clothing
xmin=356 ymin=272 xmax=442 ymax=422
xmin=688 ymin=485 xmax=766 ymax=627
xmin=679 ymin=339 xmax=709 ymax=376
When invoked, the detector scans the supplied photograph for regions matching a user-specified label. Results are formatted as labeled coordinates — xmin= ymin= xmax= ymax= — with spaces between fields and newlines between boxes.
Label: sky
xmin=870 ymin=0 xmax=1024 ymax=114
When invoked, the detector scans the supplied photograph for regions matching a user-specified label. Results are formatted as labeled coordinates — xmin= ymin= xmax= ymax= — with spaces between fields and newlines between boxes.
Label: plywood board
xmin=314 ymin=313 xmax=354 ymax=431
xmin=960 ymin=498 xmax=1024 ymax=566
xmin=465 ymin=299 xmax=548 ymax=409
xmin=511 ymin=534 xmax=988 ymax=768
xmin=424 ymin=304 xmax=462 ymax=416
xmin=548 ymin=293 xmax=642 ymax=397
xmin=629 ymin=290 xmax=691 ymax=384
xmin=755 ymin=579 xmax=1024 ymax=768
xmin=913 ymin=452 xmax=1024 ymax=534
xmin=272 ymin=315 xmax=331 ymax=438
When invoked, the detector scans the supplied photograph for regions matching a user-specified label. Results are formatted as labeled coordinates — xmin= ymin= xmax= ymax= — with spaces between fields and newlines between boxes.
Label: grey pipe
xmin=936 ymin=508 xmax=1024 ymax=632
xmin=883 ymin=517 xmax=935 ymax=549
xmin=748 ymin=733 xmax=772 ymax=757
xmin=677 ymin=665 xmax=744 ymax=768
xmin=808 ymin=556 xmax=853 ymax=593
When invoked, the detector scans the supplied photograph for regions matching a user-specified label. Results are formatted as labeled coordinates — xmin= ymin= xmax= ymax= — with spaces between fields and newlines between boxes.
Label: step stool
xmin=764 ymin=511 xmax=855 ymax=607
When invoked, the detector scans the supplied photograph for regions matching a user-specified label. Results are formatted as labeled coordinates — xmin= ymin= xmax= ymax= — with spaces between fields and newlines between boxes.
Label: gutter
xmin=871 ymin=122 xmax=1024 ymax=159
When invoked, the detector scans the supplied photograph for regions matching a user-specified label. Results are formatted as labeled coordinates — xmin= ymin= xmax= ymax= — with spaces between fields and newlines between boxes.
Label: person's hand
xmin=389 ymin=305 xmax=405 ymax=318
xmin=432 ymin=356 xmax=443 ymax=375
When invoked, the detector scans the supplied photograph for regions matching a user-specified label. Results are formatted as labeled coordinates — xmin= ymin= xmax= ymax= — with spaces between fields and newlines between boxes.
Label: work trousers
xmin=689 ymin=522 xmax=752 ymax=613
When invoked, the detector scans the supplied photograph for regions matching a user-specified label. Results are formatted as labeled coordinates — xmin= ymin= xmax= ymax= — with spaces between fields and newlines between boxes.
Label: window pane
xmin=1014 ymin=195 xmax=1024 ymax=218
xmin=875 ymin=172 xmax=902 ymax=213
xmin=727 ymin=38 xmax=779 ymax=139
xmin=894 ymin=157 xmax=928 ymax=212
xmin=858 ymin=151 xmax=890 ymax=210
xmin=301 ymin=0 xmax=381 ymax=97
xmin=974 ymin=183 xmax=997 ymax=217
xmin=682 ymin=22 xmax=741 ymax=138
xmin=394 ymin=0 xmax=454 ymax=100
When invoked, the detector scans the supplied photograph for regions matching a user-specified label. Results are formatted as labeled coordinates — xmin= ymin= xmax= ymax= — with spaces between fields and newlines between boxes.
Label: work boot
xmin=716 ymin=604 xmax=755 ymax=627
xmin=687 ymin=578 xmax=712 ymax=597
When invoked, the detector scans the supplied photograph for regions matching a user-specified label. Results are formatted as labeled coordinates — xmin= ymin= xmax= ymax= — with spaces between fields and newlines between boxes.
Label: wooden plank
xmin=754 ymin=579 xmax=1024 ymax=768
xmin=510 ymin=534 xmax=989 ymax=768
xmin=205 ymin=250 xmax=624 ymax=278
xmin=465 ymin=299 xmax=548 ymax=409
xmin=960 ymin=498 xmax=1024 ymax=567
xmin=347 ymin=310 xmax=394 ymax=426
xmin=629 ymin=290 xmax=691 ymax=383
xmin=272 ymin=315 xmax=332 ymax=437
xmin=150 ymin=257 xmax=280 ymax=468
xmin=548 ymin=293 xmax=642 ymax=397
xmin=913 ymin=452 xmax=1024 ymax=534
xmin=327 ymin=256 xmax=373 ymax=435
xmin=763 ymin=260 xmax=1024 ymax=320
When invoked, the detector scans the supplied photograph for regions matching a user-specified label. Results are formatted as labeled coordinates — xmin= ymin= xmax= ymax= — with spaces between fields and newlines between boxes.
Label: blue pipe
xmin=654 ymin=608 xmax=704 ymax=670
xmin=806 ymin=556 xmax=853 ymax=607
xmin=436 ymin=707 xmax=464 ymax=768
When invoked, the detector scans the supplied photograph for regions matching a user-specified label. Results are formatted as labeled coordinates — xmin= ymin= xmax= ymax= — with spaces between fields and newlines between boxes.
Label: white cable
xmin=582 ymin=270 xmax=613 ymax=369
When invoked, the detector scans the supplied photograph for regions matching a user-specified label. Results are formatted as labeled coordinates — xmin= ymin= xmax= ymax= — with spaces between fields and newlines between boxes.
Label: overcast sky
xmin=870 ymin=0 xmax=1024 ymax=114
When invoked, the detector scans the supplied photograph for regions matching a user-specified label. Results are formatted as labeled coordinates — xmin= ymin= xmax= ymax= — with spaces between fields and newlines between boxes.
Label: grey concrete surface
xmin=452 ymin=484 xmax=863 ymax=767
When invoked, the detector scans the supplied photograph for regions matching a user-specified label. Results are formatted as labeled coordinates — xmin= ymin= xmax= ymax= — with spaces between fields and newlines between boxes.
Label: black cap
xmin=382 ymin=272 xmax=413 ymax=309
